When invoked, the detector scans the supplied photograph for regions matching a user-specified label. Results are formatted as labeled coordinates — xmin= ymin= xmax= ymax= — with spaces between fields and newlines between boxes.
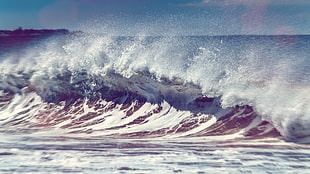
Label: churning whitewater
xmin=0 ymin=32 xmax=309 ymax=143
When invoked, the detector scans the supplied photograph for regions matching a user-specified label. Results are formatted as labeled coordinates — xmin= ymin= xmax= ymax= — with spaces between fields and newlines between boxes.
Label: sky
xmin=0 ymin=0 xmax=309 ymax=35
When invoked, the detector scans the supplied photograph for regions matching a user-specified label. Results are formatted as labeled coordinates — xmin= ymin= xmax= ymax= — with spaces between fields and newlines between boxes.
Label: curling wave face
xmin=0 ymin=33 xmax=309 ymax=142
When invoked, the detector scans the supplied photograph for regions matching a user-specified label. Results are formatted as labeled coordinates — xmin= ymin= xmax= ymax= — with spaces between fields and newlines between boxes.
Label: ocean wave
xmin=0 ymin=33 xmax=309 ymax=142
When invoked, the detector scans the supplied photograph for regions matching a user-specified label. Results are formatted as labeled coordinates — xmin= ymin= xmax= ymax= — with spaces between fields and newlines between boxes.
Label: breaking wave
xmin=0 ymin=33 xmax=309 ymax=143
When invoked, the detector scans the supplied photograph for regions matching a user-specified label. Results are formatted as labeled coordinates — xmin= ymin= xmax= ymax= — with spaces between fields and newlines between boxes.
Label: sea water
xmin=0 ymin=32 xmax=309 ymax=173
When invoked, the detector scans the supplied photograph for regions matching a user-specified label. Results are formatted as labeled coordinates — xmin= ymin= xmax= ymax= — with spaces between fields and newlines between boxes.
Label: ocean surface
xmin=0 ymin=32 xmax=309 ymax=173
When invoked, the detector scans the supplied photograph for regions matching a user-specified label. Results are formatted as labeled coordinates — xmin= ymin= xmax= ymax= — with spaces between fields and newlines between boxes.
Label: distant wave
xmin=0 ymin=33 xmax=309 ymax=142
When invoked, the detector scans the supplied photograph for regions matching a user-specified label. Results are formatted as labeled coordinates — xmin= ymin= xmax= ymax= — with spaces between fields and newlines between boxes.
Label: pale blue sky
xmin=0 ymin=0 xmax=309 ymax=35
